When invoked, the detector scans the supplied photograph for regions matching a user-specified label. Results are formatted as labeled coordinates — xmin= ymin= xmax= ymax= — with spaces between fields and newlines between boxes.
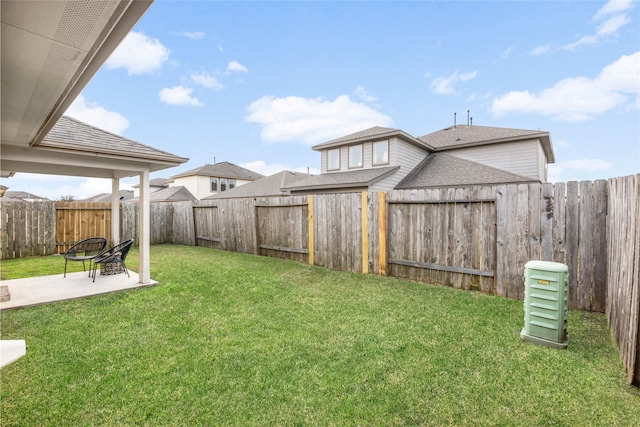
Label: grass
xmin=1 ymin=245 xmax=639 ymax=426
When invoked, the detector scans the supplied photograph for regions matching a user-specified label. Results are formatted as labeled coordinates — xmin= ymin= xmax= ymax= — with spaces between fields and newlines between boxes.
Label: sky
xmin=3 ymin=0 xmax=639 ymax=200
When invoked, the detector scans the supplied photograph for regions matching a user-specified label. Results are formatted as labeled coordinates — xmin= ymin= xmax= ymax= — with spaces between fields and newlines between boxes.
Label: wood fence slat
xmin=578 ymin=180 xmax=594 ymax=310
xmin=565 ymin=181 xmax=580 ymax=309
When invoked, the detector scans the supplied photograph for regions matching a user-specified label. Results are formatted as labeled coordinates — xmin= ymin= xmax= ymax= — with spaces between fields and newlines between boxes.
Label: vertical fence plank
xmin=565 ymin=181 xmax=580 ymax=309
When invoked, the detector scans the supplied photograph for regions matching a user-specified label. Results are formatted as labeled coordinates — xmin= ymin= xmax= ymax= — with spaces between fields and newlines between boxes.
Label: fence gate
xmin=386 ymin=199 xmax=497 ymax=292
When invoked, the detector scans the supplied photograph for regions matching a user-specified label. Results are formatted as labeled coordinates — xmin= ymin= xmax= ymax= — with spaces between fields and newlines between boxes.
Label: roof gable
xmin=312 ymin=126 xmax=433 ymax=151
xmin=170 ymin=161 xmax=265 ymax=181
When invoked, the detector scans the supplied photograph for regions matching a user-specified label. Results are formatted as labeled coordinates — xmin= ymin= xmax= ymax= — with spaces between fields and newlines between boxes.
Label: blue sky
xmin=4 ymin=0 xmax=639 ymax=200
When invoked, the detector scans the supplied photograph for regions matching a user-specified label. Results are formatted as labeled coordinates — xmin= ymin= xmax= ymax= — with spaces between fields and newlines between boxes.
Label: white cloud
xmin=430 ymin=70 xmax=478 ymax=95
xmin=158 ymin=85 xmax=204 ymax=107
xmin=353 ymin=86 xmax=377 ymax=103
xmin=174 ymin=31 xmax=206 ymax=40
xmin=501 ymin=47 xmax=513 ymax=59
xmin=563 ymin=0 xmax=636 ymax=50
xmin=227 ymin=60 xmax=249 ymax=73
xmin=65 ymin=95 xmax=129 ymax=134
xmin=190 ymin=71 xmax=225 ymax=91
xmin=105 ymin=31 xmax=170 ymax=75
xmin=245 ymin=94 xmax=394 ymax=146
xmin=490 ymin=52 xmax=640 ymax=122
xmin=6 ymin=174 xmax=134 ymax=200
xmin=548 ymin=158 xmax=612 ymax=182
xmin=239 ymin=160 xmax=320 ymax=176
xmin=592 ymin=0 xmax=636 ymax=21
xmin=530 ymin=44 xmax=551 ymax=56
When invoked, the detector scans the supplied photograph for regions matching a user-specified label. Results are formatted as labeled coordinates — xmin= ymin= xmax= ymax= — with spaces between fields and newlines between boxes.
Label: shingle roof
xmin=204 ymin=171 xmax=313 ymax=199
xmin=0 ymin=191 xmax=49 ymax=202
xmin=125 ymin=186 xmax=196 ymax=203
xmin=283 ymin=166 xmax=400 ymax=192
xmin=132 ymin=178 xmax=170 ymax=189
xmin=43 ymin=116 xmax=189 ymax=163
xmin=170 ymin=162 xmax=265 ymax=181
xmin=83 ymin=190 xmax=134 ymax=202
xmin=312 ymin=126 xmax=432 ymax=151
xmin=418 ymin=125 xmax=554 ymax=162
xmin=396 ymin=153 xmax=535 ymax=189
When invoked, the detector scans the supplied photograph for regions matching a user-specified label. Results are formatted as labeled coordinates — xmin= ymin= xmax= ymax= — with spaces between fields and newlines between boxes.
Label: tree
xmin=58 ymin=195 xmax=76 ymax=202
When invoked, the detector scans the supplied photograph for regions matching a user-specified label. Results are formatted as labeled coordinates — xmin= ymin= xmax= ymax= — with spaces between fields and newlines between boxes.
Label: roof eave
xmin=312 ymin=130 xmax=434 ymax=152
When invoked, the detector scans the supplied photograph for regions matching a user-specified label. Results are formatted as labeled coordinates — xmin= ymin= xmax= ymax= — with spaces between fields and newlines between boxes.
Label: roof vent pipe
xmin=467 ymin=110 xmax=470 ymax=127
xmin=453 ymin=112 xmax=457 ymax=129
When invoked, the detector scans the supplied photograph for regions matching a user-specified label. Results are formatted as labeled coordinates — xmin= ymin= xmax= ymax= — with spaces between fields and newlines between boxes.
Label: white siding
xmin=370 ymin=138 xmax=429 ymax=192
xmin=445 ymin=139 xmax=543 ymax=181
xmin=538 ymin=143 xmax=548 ymax=182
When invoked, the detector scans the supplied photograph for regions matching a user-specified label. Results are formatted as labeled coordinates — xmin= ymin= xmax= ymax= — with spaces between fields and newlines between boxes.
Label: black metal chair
xmin=91 ymin=239 xmax=134 ymax=282
xmin=63 ymin=237 xmax=108 ymax=277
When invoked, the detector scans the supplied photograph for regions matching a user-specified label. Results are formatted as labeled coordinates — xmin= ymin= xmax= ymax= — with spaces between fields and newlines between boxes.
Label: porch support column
xmin=111 ymin=178 xmax=120 ymax=245
xmin=139 ymin=169 xmax=151 ymax=284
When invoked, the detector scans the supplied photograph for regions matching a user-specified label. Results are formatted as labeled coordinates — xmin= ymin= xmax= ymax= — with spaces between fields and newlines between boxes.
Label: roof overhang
xmin=312 ymin=129 xmax=434 ymax=152
xmin=1 ymin=0 xmax=157 ymax=178
xmin=1 ymin=0 xmax=154 ymax=149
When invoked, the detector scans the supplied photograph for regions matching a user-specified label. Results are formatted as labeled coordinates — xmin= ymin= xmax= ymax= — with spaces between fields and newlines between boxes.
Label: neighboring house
xmin=169 ymin=162 xmax=264 ymax=200
xmin=84 ymin=190 xmax=134 ymax=202
xmin=283 ymin=124 xmax=554 ymax=194
xmin=204 ymin=171 xmax=313 ymax=200
xmin=131 ymin=178 xmax=171 ymax=197
xmin=125 ymin=186 xmax=197 ymax=203
xmin=0 ymin=191 xmax=49 ymax=202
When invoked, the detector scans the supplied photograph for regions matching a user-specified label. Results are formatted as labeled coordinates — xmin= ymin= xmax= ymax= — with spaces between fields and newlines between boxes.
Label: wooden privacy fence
xmin=606 ymin=174 xmax=640 ymax=386
xmin=1 ymin=176 xmax=638 ymax=384
xmin=0 ymin=201 xmax=56 ymax=259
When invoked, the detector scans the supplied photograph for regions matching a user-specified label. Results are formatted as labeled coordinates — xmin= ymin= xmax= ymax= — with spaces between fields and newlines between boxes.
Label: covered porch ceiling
xmin=0 ymin=0 xmax=186 ymax=179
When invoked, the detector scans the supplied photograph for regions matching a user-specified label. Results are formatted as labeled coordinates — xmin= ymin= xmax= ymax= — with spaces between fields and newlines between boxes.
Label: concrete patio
xmin=0 ymin=270 xmax=158 ymax=310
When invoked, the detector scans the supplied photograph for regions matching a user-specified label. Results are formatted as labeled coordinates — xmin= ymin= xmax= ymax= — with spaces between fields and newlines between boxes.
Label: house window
xmin=373 ymin=140 xmax=389 ymax=165
xmin=229 ymin=179 xmax=236 ymax=189
xmin=211 ymin=177 xmax=218 ymax=192
xmin=220 ymin=178 xmax=227 ymax=191
xmin=327 ymin=148 xmax=340 ymax=171
xmin=349 ymin=144 xmax=363 ymax=169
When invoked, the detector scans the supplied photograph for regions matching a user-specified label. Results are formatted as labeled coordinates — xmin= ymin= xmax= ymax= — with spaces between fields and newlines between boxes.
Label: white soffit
xmin=1 ymin=0 xmax=153 ymax=149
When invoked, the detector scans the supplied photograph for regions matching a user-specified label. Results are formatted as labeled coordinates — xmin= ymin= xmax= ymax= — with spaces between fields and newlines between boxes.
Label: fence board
xmin=606 ymin=174 xmax=640 ymax=386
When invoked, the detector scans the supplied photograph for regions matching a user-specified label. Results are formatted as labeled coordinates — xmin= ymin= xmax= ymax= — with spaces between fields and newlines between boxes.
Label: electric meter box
xmin=521 ymin=260 xmax=569 ymax=349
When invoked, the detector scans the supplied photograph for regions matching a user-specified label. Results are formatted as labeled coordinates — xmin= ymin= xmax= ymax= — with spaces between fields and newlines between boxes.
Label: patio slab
xmin=0 ymin=271 xmax=157 ymax=310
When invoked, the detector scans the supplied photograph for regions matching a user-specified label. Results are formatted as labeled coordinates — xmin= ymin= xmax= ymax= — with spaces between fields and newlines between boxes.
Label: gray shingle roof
xmin=170 ymin=162 xmax=265 ymax=181
xmin=83 ymin=190 xmax=134 ymax=202
xmin=396 ymin=153 xmax=535 ymax=189
xmin=419 ymin=125 xmax=554 ymax=162
xmin=43 ymin=116 xmax=189 ymax=163
xmin=312 ymin=126 xmax=432 ymax=151
xmin=204 ymin=171 xmax=313 ymax=199
xmin=283 ymin=166 xmax=400 ymax=192
xmin=0 ymin=191 xmax=49 ymax=202
xmin=125 ymin=186 xmax=196 ymax=203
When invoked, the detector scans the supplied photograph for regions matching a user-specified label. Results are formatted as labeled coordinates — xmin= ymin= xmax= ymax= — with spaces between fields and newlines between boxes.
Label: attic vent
xmin=55 ymin=1 xmax=111 ymax=49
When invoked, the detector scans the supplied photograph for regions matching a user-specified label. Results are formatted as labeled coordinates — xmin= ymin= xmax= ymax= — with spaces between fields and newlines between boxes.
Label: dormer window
xmin=349 ymin=144 xmax=363 ymax=169
xmin=373 ymin=140 xmax=389 ymax=165
xmin=327 ymin=148 xmax=340 ymax=171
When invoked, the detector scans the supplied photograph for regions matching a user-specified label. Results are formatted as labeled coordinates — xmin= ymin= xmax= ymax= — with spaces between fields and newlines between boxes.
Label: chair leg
xmin=64 ymin=260 xmax=68 ymax=278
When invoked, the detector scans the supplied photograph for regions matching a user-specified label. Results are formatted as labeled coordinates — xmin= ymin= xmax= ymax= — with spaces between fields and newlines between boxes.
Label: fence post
xmin=361 ymin=191 xmax=369 ymax=274
xmin=378 ymin=192 xmax=387 ymax=275
xmin=308 ymin=195 xmax=314 ymax=266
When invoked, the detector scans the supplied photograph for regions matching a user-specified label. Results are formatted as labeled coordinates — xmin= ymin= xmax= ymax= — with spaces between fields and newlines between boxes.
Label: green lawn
xmin=1 ymin=245 xmax=638 ymax=426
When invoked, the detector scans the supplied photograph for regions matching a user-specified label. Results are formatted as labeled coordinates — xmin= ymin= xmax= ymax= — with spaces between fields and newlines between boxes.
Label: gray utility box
xmin=521 ymin=260 xmax=569 ymax=349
